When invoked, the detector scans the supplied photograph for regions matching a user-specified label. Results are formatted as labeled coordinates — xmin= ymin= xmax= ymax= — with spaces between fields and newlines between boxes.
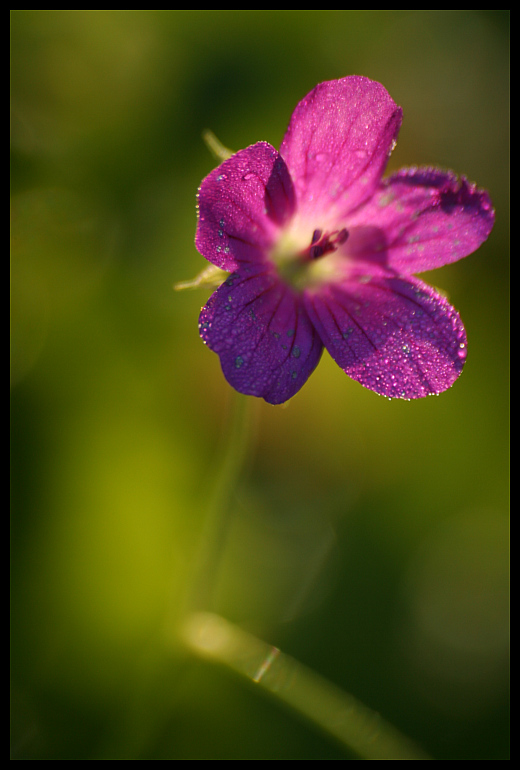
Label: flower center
xmin=307 ymin=228 xmax=349 ymax=260
xmin=271 ymin=227 xmax=349 ymax=292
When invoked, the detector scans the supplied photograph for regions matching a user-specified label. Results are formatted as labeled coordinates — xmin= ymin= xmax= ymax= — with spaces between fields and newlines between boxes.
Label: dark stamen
xmin=307 ymin=228 xmax=349 ymax=259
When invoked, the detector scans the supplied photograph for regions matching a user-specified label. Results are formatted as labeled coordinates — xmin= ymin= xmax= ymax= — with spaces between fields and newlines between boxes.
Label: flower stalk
xmin=180 ymin=391 xmax=431 ymax=759
xmin=183 ymin=612 xmax=431 ymax=760
xmin=186 ymin=392 xmax=255 ymax=614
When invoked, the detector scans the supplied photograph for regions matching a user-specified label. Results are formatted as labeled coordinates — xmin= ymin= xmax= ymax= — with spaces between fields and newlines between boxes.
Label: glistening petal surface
xmin=345 ymin=167 xmax=495 ymax=273
xmin=279 ymin=76 xmax=402 ymax=226
xmin=193 ymin=76 xmax=494 ymax=404
xmin=199 ymin=266 xmax=323 ymax=405
xmin=303 ymin=274 xmax=467 ymax=399
xmin=196 ymin=142 xmax=296 ymax=272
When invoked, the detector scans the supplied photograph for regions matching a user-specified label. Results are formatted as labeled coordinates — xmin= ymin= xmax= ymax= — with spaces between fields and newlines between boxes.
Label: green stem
xmin=181 ymin=393 xmax=430 ymax=759
xmin=187 ymin=392 xmax=255 ymax=614
xmin=202 ymin=130 xmax=234 ymax=161
xmin=183 ymin=612 xmax=431 ymax=761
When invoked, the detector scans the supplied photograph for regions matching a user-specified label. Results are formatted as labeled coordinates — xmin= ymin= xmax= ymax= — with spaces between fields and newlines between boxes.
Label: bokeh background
xmin=11 ymin=10 xmax=509 ymax=760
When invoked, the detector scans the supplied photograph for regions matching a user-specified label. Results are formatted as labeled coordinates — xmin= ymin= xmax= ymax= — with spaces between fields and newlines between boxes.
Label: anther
xmin=307 ymin=228 xmax=349 ymax=259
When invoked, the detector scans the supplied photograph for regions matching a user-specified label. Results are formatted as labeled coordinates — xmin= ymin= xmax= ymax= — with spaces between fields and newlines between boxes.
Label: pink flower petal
xmin=199 ymin=266 xmax=323 ymax=404
xmin=303 ymin=274 xmax=467 ymax=399
xmin=196 ymin=142 xmax=296 ymax=271
xmin=193 ymin=77 xmax=494 ymax=404
xmin=346 ymin=167 xmax=495 ymax=273
xmin=280 ymin=76 xmax=402 ymax=225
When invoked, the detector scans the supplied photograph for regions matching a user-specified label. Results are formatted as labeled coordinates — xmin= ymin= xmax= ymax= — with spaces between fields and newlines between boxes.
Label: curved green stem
xmin=183 ymin=612 xmax=431 ymax=761
xmin=181 ymin=392 xmax=430 ymax=759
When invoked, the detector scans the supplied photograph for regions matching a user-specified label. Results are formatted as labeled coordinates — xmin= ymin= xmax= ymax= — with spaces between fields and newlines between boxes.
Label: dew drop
xmin=292 ymin=346 xmax=301 ymax=358
xmin=235 ymin=356 xmax=244 ymax=369
xmin=378 ymin=191 xmax=395 ymax=207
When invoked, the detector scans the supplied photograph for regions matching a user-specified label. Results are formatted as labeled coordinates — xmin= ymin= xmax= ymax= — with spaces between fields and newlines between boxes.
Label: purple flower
xmin=195 ymin=76 xmax=494 ymax=404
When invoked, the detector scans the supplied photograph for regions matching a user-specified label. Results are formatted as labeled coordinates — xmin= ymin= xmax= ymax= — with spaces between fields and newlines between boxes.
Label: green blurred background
xmin=11 ymin=10 xmax=509 ymax=760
